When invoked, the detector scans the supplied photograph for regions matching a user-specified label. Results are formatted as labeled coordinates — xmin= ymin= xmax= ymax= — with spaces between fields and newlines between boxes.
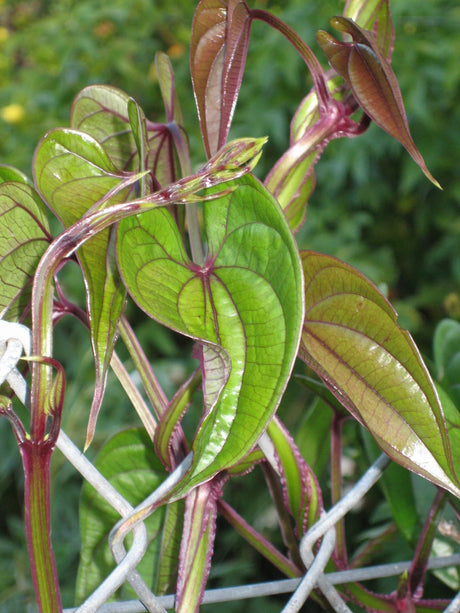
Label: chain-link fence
xmin=2 ymin=320 xmax=460 ymax=613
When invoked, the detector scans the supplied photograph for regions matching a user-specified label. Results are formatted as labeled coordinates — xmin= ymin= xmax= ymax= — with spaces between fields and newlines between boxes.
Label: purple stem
xmin=330 ymin=414 xmax=348 ymax=566
xmin=21 ymin=440 xmax=62 ymax=613
xmin=218 ymin=498 xmax=302 ymax=578
xmin=250 ymin=9 xmax=331 ymax=111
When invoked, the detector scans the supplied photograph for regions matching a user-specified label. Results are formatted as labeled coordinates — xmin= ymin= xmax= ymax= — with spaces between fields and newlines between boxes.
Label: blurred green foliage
xmin=0 ymin=0 xmax=459 ymax=610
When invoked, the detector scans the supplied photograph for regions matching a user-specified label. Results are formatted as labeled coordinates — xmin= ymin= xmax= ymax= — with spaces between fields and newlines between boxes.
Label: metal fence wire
xmin=1 ymin=320 xmax=460 ymax=613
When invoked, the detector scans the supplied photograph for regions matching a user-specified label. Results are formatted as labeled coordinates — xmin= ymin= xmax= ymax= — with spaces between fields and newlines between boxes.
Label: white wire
xmin=2 ymin=323 xmax=459 ymax=612
xmin=61 ymin=554 xmax=460 ymax=612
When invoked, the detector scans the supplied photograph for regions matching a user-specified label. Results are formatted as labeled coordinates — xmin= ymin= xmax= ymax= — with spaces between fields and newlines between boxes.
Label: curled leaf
xmin=267 ymin=417 xmax=322 ymax=537
xmin=176 ymin=479 xmax=224 ymax=612
xmin=33 ymin=129 xmax=131 ymax=447
xmin=156 ymin=51 xmax=183 ymax=126
xmin=343 ymin=0 xmax=394 ymax=59
xmin=191 ymin=0 xmax=252 ymax=157
xmin=71 ymin=84 xmax=183 ymax=186
xmin=299 ymin=251 xmax=460 ymax=498
xmin=317 ymin=17 xmax=440 ymax=188
xmin=117 ymin=174 xmax=304 ymax=494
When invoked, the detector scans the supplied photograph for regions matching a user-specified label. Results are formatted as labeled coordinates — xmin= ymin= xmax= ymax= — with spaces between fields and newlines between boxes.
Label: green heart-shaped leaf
xmin=33 ymin=128 xmax=131 ymax=446
xmin=0 ymin=182 xmax=51 ymax=322
xmin=299 ymin=251 xmax=460 ymax=498
xmin=117 ymin=174 xmax=304 ymax=493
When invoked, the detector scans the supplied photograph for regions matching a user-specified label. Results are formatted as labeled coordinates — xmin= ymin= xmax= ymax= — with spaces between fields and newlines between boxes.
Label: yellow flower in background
xmin=0 ymin=103 xmax=25 ymax=124
xmin=167 ymin=43 xmax=185 ymax=59
xmin=0 ymin=27 xmax=9 ymax=43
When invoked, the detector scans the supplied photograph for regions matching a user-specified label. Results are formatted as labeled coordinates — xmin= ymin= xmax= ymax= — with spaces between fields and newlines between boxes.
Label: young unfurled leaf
xmin=154 ymin=369 xmax=200 ymax=470
xmin=267 ymin=417 xmax=322 ymax=537
xmin=265 ymin=72 xmax=365 ymax=233
xmin=117 ymin=174 xmax=304 ymax=494
xmin=176 ymin=479 xmax=224 ymax=612
xmin=343 ymin=0 xmax=394 ymax=59
xmin=317 ymin=17 xmax=440 ymax=188
xmin=33 ymin=128 xmax=131 ymax=446
xmin=0 ymin=182 xmax=51 ymax=322
xmin=299 ymin=251 xmax=460 ymax=498
xmin=155 ymin=500 xmax=185 ymax=595
xmin=191 ymin=0 xmax=252 ymax=158
xmin=156 ymin=51 xmax=183 ymax=127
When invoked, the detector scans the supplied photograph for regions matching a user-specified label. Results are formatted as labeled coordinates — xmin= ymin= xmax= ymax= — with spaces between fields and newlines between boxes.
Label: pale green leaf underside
xmin=0 ymin=182 xmax=50 ymax=322
xmin=117 ymin=174 xmax=304 ymax=493
xmin=299 ymin=251 xmax=460 ymax=498
xmin=70 ymin=85 xmax=138 ymax=172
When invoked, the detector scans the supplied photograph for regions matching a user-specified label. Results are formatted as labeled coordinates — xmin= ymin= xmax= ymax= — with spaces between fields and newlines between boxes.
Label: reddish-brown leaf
xmin=191 ymin=0 xmax=252 ymax=157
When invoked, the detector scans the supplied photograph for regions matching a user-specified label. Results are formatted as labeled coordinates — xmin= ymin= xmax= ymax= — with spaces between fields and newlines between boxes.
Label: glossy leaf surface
xmin=76 ymin=429 xmax=170 ymax=602
xmin=191 ymin=0 xmax=252 ymax=157
xmin=0 ymin=164 xmax=33 ymax=186
xmin=117 ymin=174 xmax=304 ymax=493
xmin=70 ymin=85 xmax=138 ymax=172
xmin=0 ymin=182 xmax=51 ymax=322
xmin=33 ymin=128 xmax=130 ymax=445
xmin=317 ymin=17 xmax=440 ymax=187
xmin=299 ymin=251 xmax=460 ymax=498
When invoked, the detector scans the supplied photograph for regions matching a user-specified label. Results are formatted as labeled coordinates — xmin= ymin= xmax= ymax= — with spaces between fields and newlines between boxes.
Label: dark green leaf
xmin=433 ymin=319 xmax=460 ymax=407
xmin=76 ymin=429 xmax=171 ymax=602
xmin=363 ymin=429 xmax=419 ymax=543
